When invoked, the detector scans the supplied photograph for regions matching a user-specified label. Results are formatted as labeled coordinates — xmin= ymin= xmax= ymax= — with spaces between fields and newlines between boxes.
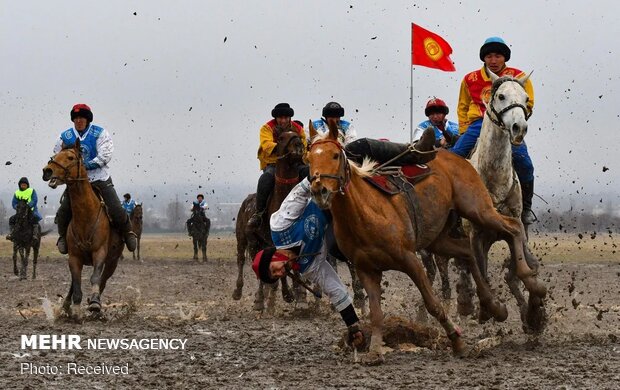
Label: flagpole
xmin=410 ymin=25 xmax=414 ymax=144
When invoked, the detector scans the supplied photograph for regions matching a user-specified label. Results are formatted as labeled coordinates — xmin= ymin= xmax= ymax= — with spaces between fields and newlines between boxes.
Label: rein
xmin=47 ymin=149 xmax=88 ymax=183
xmin=308 ymin=139 xmax=350 ymax=194
xmin=486 ymin=77 xmax=532 ymax=130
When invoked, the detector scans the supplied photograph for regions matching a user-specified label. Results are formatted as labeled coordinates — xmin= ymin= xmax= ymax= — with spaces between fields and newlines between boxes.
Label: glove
xmin=84 ymin=159 xmax=100 ymax=170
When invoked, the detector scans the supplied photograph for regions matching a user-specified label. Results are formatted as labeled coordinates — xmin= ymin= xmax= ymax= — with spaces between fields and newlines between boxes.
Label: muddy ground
xmin=0 ymin=233 xmax=619 ymax=389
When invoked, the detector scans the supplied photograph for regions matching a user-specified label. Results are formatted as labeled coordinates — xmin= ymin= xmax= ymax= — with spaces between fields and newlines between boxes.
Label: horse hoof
xmin=361 ymin=351 xmax=385 ymax=366
xmin=88 ymin=302 xmax=102 ymax=312
xmin=232 ymin=289 xmax=242 ymax=301
xmin=282 ymin=291 xmax=295 ymax=304
xmin=494 ymin=303 xmax=509 ymax=322
xmin=253 ymin=302 xmax=265 ymax=312
xmin=451 ymin=337 xmax=468 ymax=358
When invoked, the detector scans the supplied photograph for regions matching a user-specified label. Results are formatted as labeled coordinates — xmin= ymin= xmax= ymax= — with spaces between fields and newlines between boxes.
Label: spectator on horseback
xmin=252 ymin=178 xmax=364 ymax=348
xmin=192 ymin=194 xmax=208 ymax=211
xmin=6 ymin=177 xmax=42 ymax=241
xmin=451 ymin=37 xmax=537 ymax=224
xmin=121 ymin=193 xmax=136 ymax=215
xmin=247 ymin=102 xmax=308 ymax=229
xmin=53 ymin=103 xmax=137 ymax=254
xmin=311 ymin=101 xmax=357 ymax=145
xmin=413 ymin=98 xmax=460 ymax=148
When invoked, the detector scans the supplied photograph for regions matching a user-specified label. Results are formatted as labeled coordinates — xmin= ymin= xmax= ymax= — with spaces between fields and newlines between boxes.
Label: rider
xmin=252 ymin=177 xmax=364 ymax=348
xmin=413 ymin=98 xmax=460 ymax=148
xmin=193 ymin=194 xmax=208 ymax=211
xmin=311 ymin=101 xmax=358 ymax=145
xmin=121 ymin=193 xmax=136 ymax=215
xmin=451 ymin=37 xmax=536 ymax=225
xmin=247 ymin=103 xmax=308 ymax=229
xmin=53 ymin=103 xmax=137 ymax=254
xmin=7 ymin=177 xmax=42 ymax=241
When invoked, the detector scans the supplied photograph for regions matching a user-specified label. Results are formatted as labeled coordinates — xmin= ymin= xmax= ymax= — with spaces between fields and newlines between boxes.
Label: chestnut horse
xmin=307 ymin=121 xmax=546 ymax=363
xmin=232 ymin=129 xmax=305 ymax=313
xmin=42 ymin=139 xmax=123 ymax=319
xmin=130 ymin=204 xmax=143 ymax=261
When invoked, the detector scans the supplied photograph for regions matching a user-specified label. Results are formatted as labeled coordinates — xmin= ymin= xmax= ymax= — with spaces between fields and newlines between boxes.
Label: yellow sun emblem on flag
xmin=423 ymin=37 xmax=443 ymax=61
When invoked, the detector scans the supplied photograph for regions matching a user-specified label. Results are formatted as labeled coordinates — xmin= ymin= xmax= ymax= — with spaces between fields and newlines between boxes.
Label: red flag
xmin=411 ymin=23 xmax=455 ymax=72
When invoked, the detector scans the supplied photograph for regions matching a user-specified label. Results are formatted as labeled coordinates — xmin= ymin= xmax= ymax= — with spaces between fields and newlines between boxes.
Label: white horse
xmin=468 ymin=69 xmax=547 ymax=333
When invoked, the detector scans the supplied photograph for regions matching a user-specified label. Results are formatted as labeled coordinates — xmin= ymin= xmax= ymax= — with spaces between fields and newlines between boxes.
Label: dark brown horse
xmin=11 ymin=200 xmax=50 ymax=280
xmin=42 ymin=139 xmax=123 ymax=319
xmin=232 ymin=129 xmax=305 ymax=313
xmin=130 ymin=204 xmax=143 ymax=261
xmin=307 ymin=121 xmax=546 ymax=363
xmin=186 ymin=205 xmax=210 ymax=262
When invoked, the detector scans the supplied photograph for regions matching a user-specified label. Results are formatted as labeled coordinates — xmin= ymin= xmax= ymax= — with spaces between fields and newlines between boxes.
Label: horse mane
xmin=311 ymin=132 xmax=377 ymax=177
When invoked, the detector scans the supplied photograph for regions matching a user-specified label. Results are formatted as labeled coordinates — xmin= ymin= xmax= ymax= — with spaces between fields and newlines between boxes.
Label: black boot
xmin=414 ymin=127 xmax=437 ymax=154
xmin=521 ymin=180 xmax=536 ymax=225
xmin=248 ymin=170 xmax=274 ymax=228
xmin=345 ymin=131 xmax=437 ymax=166
xmin=56 ymin=192 xmax=71 ymax=255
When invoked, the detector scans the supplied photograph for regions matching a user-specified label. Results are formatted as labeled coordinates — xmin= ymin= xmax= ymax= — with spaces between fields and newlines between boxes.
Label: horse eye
xmin=498 ymin=94 xmax=505 ymax=101
xmin=68 ymin=156 xmax=75 ymax=161
xmin=333 ymin=153 xmax=339 ymax=160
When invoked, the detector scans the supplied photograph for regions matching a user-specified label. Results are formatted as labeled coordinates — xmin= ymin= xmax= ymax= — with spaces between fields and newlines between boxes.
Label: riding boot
xmin=521 ymin=180 xmax=536 ymax=225
xmin=345 ymin=128 xmax=437 ymax=166
xmin=6 ymin=216 xmax=15 ymax=241
xmin=248 ymin=170 xmax=275 ymax=228
xmin=56 ymin=191 xmax=71 ymax=254
xmin=94 ymin=177 xmax=137 ymax=252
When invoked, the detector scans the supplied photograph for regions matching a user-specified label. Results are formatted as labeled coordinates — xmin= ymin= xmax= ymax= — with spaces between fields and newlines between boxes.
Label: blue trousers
xmin=450 ymin=119 xmax=534 ymax=183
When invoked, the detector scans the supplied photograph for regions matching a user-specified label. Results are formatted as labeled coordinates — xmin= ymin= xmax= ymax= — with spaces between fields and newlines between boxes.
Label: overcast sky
xmin=1 ymin=0 xmax=619 ymax=211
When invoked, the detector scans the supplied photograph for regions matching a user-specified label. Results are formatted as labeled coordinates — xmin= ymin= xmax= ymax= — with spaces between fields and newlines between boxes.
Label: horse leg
xmin=98 ymin=257 xmax=119 ymax=297
xmin=435 ymin=255 xmax=451 ymax=300
xmin=280 ymin=275 xmax=294 ymax=303
xmin=266 ymin=281 xmax=278 ymax=315
xmin=355 ymin=267 xmax=386 ymax=365
xmin=19 ymin=247 xmax=27 ymax=281
xmin=430 ymin=234 xmax=507 ymax=322
xmin=504 ymin=256 xmax=527 ymax=323
xmin=401 ymin=252 xmax=466 ymax=357
xmin=232 ymin=245 xmax=246 ymax=301
xmin=32 ymin=242 xmax=39 ymax=280
xmin=505 ymin=223 xmax=547 ymax=299
xmin=68 ymin=256 xmax=84 ymax=320
xmin=347 ymin=261 xmax=366 ymax=314
xmin=13 ymin=243 xmax=18 ymax=276
xmin=420 ymin=249 xmax=437 ymax=284
xmin=137 ymin=237 xmax=141 ymax=261
xmin=202 ymin=237 xmax=207 ymax=262
xmin=193 ymin=238 xmax=198 ymax=260
xmin=88 ymin=250 xmax=108 ymax=312
xmin=455 ymin=257 xmax=475 ymax=316
xmin=253 ymin=282 xmax=266 ymax=312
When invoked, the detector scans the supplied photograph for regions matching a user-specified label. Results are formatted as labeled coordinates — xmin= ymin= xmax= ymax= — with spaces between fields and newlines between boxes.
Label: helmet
xmin=425 ymin=98 xmax=449 ymax=116
xmin=252 ymin=247 xmax=286 ymax=284
xmin=479 ymin=37 xmax=511 ymax=62
xmin=70 ymin=103 xmax=93 ymax=122
xmin=271 ymin=103 xmax=294 ymax=118
xmin=322 ymin=101 xmax=344 ymax=118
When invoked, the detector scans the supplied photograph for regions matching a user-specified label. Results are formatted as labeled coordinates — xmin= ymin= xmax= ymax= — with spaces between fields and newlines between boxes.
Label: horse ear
xmin=326 ymin=117 xmax=339 ymax=141
xmin=486 ymin=66 xmax=499 ymax=82
xmin=518 ymin=70 xmax=534 ymax=87
xmin=74 ymin=137 xmax=81 ymax=152
xmin=309 ymin=120 xmax=318 ymax=140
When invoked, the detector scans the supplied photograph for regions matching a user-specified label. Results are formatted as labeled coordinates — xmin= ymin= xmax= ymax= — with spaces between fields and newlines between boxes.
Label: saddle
xmin=364 ymin=164 xmax=431 ymax=195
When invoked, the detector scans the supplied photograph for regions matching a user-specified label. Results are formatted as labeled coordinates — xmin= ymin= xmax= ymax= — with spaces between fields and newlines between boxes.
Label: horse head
xmin=132 ymin=204 xmax=143 ymax=219
xmin=487 ymin=69 xmax=533 ymax=146
xmin=42 ymin=138 xmax=87 ymax=189
xmin=274 ymin=126 xmax=304 ymax=163
xmin=307 ymin=120 xmax=349 ymax=209
xmin=15 ymin=199 xmax=32 ymax=225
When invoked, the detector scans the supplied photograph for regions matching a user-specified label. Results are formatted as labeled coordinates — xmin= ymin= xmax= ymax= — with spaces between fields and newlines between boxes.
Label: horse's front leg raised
xmin=88 ymin=248 xmax=108 ymax=313
xmin=355 ymin=267 xmax=385 ymax=365
xmin=505 ymin=223 xmax=546 ymax=299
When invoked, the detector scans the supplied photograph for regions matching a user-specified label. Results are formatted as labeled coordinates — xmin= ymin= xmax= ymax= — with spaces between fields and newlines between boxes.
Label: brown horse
xmin=130 ymin=204 xmax=143 ymax=261
xmin=42 ymin=139 xmax=123 ymax=319
xmin=307 ymin=121 xmax=546 ymax=363
xmin=232 ymin=129 xmax=305 ymax=313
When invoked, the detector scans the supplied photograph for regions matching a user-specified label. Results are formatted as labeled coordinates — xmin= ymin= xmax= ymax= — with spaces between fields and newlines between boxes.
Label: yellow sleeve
xmin=523 ymin=78 xmax=534 ymax=114
xmin=457 ymin=78 xmax=472 ymax=134
xmin=258 ymin=124 xmax=277 ymax=158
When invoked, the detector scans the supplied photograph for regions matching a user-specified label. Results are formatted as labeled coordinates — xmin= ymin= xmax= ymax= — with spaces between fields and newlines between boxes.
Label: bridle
xmin=486 ymin=77 xmax=532 ymax=130
xmin=308 ymin=139 xmax=350 ymax=195
xmin=47 ymin=148 xmax=88 ymax=183
xmin=276 ymin=132 xmax=303 ymax=161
